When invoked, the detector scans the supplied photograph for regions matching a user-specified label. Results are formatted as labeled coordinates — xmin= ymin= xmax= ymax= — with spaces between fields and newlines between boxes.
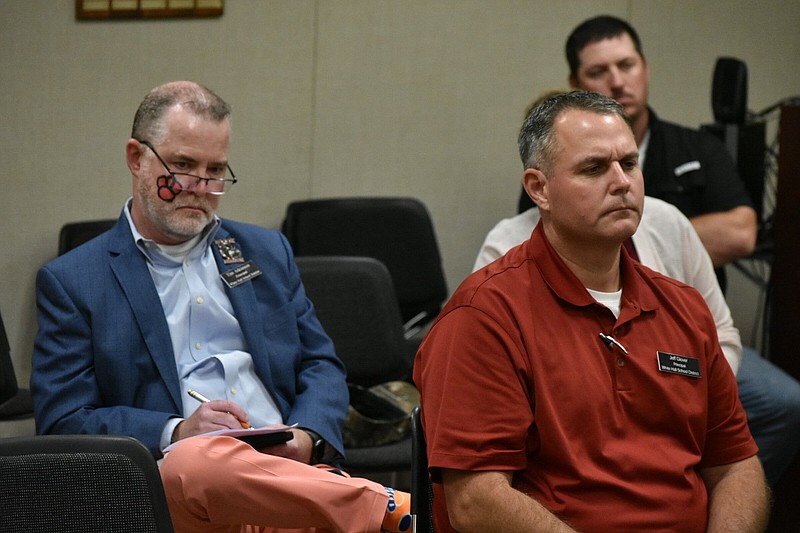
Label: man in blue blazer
xmin=33 ymin=215 xmax=345 ymax=456
xmin=31 ymin=81 xmax=411 ymax=533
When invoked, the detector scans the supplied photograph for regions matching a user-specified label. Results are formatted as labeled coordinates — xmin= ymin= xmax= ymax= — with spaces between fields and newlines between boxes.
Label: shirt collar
xmin=524 ymin=222 xmax=659 ymax=319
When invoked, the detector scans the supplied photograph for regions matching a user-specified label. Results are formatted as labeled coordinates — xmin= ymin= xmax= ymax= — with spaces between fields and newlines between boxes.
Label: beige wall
xmin=2 ymin=0 xmax=798 ymax=403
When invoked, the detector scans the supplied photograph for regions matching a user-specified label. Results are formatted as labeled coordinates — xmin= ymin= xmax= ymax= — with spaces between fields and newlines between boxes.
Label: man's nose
xmin=607 ymin=67 xmax=624 ymax=89
xmin=609 ymin=162 xmax=633 ymax=191
xmin=185 ymin=175 xmax=210 ymax=195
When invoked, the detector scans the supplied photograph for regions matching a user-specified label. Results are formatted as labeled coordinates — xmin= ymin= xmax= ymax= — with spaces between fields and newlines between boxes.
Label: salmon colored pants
xmin=160 ymin=436 xmax=389 ymax=533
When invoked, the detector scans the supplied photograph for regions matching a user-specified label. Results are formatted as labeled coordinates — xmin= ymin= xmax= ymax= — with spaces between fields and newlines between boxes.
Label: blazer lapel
xmin=107 ymin=220 xmax=182 ymax=410
xmin=211 ymin=227 xmax=278 ymax=395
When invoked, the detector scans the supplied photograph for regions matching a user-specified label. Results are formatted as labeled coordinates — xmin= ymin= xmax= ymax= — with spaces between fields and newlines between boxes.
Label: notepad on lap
xmin=165 ymin=424 xmax=296 ymax=453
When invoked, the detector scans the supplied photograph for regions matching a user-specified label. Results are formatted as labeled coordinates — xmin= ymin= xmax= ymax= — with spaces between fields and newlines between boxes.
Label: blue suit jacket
xmin=31 ymin=214 xmax=348 ymax=458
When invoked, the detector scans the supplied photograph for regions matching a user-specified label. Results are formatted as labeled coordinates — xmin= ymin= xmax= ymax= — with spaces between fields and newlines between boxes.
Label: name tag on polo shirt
xmin=221 ymin=260 xmax=262 ymax=288
xmin=657 ymin=351 xmax=701 ymax=379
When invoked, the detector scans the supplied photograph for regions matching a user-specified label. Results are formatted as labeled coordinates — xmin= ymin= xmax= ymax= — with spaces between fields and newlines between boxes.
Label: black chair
xmin=282 ymin=197 xmax=448 ymax=337
xmin=295 ymin=256 xmax=413 ymax=475
xmin=411 ymin=406 xmax=434 ymax=533
xmin=58 ymin=219 xmax=116 ymax=256
xmin=0 ymin=307 xmax=33 ymax=420
xmin=0 ymin=434 xmax=174 ymax=532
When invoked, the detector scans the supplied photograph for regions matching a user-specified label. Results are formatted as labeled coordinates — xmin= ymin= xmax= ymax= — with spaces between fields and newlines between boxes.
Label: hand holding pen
xmin=187 ymin=389 xmax=252 ymax=429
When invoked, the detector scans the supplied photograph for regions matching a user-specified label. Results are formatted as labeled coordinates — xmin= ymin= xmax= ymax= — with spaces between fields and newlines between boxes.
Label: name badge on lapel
xmin=657 ymin=351 xmax=701 ymax=379
xmin=221 ymin=260 xmax=262 ymax=288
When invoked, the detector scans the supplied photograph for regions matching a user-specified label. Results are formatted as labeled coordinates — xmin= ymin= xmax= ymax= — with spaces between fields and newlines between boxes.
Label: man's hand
xmin=172 ymin=399 xmax=251 ymax=442
xmin=257 ymin=428 xmax=314 ymax=464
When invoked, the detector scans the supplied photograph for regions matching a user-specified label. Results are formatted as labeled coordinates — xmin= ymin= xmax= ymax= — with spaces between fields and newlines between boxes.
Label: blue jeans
xmin=737 ymin=345 xmax=800 ymax=486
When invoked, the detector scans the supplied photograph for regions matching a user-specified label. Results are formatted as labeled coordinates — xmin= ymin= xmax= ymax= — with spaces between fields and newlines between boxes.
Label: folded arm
xmin=701 ymin=455 xmax=771 ymax=532
xmin=691 ymin=206 xmax=757 ymax=268
xmin=441 ymin=469 xmax=579 ymax=533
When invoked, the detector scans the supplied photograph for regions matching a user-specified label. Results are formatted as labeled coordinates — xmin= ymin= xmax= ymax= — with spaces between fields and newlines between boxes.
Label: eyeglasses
xmin=138 ymin=139 xmax=237 ymax=199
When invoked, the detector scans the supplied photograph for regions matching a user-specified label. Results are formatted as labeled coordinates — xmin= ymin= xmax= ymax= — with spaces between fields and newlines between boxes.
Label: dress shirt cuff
xmin=161 ymin=417 xmax=184 ymax=453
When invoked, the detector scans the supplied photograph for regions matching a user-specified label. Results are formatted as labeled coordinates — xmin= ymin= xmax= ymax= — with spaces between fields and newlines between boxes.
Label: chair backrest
xmin=58 ymin=219 xmax=117 ymax=256
xmin=0 ymin=307 xmax=16 ymax=406
xmin=0 ymin=434 xmax=174 ymax=532
xmin=295 ymin=256 xmax=411 ymax=387
xmin=0 ymin=306 xmax=33 ymax=419
xmin=282 ymin=198 xmax=448 ymax=330
xmin=411 ymin=406 xmax=434 ymax=533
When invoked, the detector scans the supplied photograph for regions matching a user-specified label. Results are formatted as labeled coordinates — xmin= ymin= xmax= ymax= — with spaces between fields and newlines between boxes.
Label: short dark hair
xmin=565 ymin=15 xmax=644 ymax=79
xmin=131 ymin=81 xmax=231 ymax=143
xmin=518 ymin=90 xmax=628 ymax=172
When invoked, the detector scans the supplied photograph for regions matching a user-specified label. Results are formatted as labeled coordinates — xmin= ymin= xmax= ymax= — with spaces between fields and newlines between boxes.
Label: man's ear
xmin=642 ymin=56 xmax=650 ymax=85
xmin=523 ymin=168 xmax=549 ymax=210
xmin=568 ymin=73 xmax=580 ymax=90
xmin=125 ymin=139 xmax=144 ymax=175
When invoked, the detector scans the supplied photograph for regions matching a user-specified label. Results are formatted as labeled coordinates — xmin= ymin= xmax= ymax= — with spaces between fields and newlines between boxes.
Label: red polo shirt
xmin=414 ymin=223 xmax=756 ymax=532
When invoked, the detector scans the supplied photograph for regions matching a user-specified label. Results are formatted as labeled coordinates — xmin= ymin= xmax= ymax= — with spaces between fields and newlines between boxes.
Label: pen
xmin=187 ymin=389 xmax=252 ymax=429
xmin=599 ymin=333 xmax=628 ymax=355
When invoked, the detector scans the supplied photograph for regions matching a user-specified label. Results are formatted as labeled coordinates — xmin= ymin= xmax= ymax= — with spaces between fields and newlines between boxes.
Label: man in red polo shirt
xmin=414 ymin=91 xmax=769 ymax=532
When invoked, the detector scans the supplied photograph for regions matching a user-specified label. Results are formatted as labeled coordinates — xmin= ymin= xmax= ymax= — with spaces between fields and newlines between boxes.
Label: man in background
xmin=520 ymin=15 xmax=757 ymax=272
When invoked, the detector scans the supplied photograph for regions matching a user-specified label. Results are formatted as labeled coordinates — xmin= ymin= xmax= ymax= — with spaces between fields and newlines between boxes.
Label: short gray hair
xmin=518 ymin=90 xmax=628 ymax=172
xmin=131 ymin=81 xmax=231 ymax=143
